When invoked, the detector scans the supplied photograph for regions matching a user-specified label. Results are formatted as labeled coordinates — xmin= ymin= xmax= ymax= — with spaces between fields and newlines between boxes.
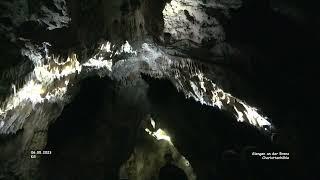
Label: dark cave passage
xmin=38 ymin=74 xmax=294 ymax=180
xmin=143 ymin=75 xmax=292 ymax=180
xmin=224 ymin=3 xmax=318 ymax=178
xmin=41 ymin=76 xmax=141 ymax=180
xmin=46 ymin=76 xmax=114 ymax=143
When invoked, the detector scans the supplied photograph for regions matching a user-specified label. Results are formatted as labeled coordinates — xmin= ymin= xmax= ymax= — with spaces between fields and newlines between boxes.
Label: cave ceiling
xmin=0 ymin=0 xmax=317 ymax=179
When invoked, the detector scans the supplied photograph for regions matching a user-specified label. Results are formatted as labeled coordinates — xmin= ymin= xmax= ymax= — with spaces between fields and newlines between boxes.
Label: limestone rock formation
xmin=0 ymin=0 xmax=317 ymax=179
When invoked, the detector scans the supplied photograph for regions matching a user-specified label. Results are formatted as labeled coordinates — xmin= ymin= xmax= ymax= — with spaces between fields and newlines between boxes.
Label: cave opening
xmin=41 ymin=76 xmax=139 ymax=180
xmin=143 ymin=74 xmax=291 ymax=180
xmin=40 ymin=73 xmax=291 ymax=180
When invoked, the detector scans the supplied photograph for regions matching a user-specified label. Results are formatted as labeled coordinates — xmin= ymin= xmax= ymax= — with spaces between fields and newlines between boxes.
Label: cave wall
xmin=0 ymin=0 xmax=318 ymax=179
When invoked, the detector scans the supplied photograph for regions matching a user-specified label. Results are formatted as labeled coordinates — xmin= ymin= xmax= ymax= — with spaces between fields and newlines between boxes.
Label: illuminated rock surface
xmin=0 ymin=0 xmax=317 ymax=179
